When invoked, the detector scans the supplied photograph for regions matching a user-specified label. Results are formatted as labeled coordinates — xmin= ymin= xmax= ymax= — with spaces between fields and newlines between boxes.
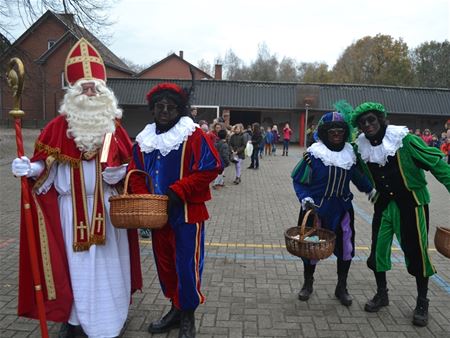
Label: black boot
xmin=178 ymin=310 xmax=195 ymax=338
xmin=58 ymin=323 xmax=87 ymax=338
xmin=335 ymin=275 xmax=352 ymax=306
xmin=148 ymin=305 xmax=181 ymax=333
xmin=364 ymin=288 xmax=389 ymax=312
xmin=412 ymin=297 xmax=429 ymax=327
xmin=335 ymin=259 xmax=352 ymax=306
xmin=298 ymin=264 xmax=315 ymax=301
xmin=58 ymin=323 xmax=76 ymax=338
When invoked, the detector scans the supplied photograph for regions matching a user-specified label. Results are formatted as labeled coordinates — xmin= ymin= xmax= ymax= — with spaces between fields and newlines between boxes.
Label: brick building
xmin=2 ymin=12 xmax=448 ymax=143
xmin=136 ymin=51 xmax=213 ymax=80
xmin=0 ymin=10 xmax=133 ymax=127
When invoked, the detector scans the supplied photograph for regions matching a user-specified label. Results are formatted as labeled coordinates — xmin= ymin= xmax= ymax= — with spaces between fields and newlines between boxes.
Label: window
xmin=61 ymin=71 xmax=67 ymax=89
xmin=48 ymin=40 xmax=56 ymax=49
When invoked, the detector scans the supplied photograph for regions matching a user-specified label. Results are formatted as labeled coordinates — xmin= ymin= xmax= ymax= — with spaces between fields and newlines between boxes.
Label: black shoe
xmin=148 ymin=305 xmax=181 ymax=333
xmin=247 ymin=166 xmax=254 ymax=169
xmin=58 ymin=323 xmax=86 ymax=338
xmin=298 ymin=277 xmax=314 ymax=301
xmin=178 ymin=310 xmax=195 ymax=338
xmin=58 ymin=323 xmax=75 ymax=338
xmin=364 ymin=288 xmax=389 ymax=312
xmin=412 ymin=297 xmax=429 ymax=327
xmin=335 ymin=283 xmax=353 ymax=306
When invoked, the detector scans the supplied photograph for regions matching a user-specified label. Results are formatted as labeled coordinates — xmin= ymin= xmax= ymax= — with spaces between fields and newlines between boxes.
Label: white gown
xmin=38 ymin=160 xmax=131 ymax=338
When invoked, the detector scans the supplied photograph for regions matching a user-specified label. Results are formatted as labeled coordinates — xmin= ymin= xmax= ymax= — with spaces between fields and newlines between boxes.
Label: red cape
xmin=18 ymin=116 xmax=142 ymax=322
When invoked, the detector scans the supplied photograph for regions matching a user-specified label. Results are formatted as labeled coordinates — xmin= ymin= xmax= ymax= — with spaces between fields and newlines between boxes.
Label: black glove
xmin=166 ymin=188 xmax=183 ymax=214
xmin=304 ymin=200 xmax=315 ymax=211
xmin=302 ymin=152 xmax=312 ymax=165
xmin=301 ymin=197 xmax=315 ymax=211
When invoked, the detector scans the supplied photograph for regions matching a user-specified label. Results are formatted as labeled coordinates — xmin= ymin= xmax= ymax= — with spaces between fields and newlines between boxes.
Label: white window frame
xmin=192 ymin=105 xmax=220 ymax=119
xmin=48 ymin=40 xmax=56 ymax=49
xmin=61 ymin=71 xmax=67 ymax=89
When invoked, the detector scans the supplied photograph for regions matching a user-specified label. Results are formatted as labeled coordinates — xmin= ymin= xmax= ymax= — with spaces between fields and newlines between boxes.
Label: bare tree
xmin=197 ymin=58 xmax=213 ymax=76
xmin=120 ymin=57 xmax=152 ymax=74
xmin=0 ymin=0 xmax=118 ymax=41
xmin=223 ymin=49 xmax=244 ymax=80
xmin=248 ymin=42 xmax=278 ymax=81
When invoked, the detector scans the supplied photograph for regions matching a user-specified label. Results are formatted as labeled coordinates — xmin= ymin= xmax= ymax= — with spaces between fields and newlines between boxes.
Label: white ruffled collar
xmin=308 ymin=141 xmax=356 ymax=170
xmin=136 ymin=116 xmax=197 ymax=156
xmin=356 ymin=125 xmax=409 ymax=166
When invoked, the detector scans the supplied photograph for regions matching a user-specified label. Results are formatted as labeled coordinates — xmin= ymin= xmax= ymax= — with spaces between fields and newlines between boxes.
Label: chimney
xmin=179 ymin=50 xmax=184 ymax=59
xmin=214 ymin=64 xmax=222 ymax=80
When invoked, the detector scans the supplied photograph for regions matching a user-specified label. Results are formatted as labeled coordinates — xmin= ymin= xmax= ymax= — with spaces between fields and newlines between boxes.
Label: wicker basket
xmin=284 ymin=209 xmax=336 ymax=260
xmin=109 ymin=169 xmax=168 ymax=229
xmin=434 ymin=226 xmax=450 ymax=259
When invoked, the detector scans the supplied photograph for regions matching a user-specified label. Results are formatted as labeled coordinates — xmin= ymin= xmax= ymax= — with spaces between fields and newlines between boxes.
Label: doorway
xmin=230 ymin=110 xmax=261 ymax=128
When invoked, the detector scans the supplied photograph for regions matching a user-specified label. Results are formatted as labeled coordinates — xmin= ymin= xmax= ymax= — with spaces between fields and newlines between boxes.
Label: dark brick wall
xmin=1 ymin=15 xmax=131 ymax=125
xmin=138 ymin=57 xmax=208 ymax=80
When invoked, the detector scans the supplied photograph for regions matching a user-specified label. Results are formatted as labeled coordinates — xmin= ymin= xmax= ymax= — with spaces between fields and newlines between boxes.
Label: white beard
xmin=60 ymin=80 xmax=122 ymax=152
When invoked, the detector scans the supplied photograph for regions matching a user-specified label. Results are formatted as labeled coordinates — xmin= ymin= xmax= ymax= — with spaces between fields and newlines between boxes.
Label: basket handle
xmin=123 ymin=169 xmax=154 ymax=195
xmin=299 ymin=209 xmax=319 ymax=240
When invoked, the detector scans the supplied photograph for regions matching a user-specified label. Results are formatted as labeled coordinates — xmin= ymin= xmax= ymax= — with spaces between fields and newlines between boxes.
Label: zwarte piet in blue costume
xmin=128 ymin=82 xmax=221 ymax=338
xmin=352 ymin=102 xmax=450 ymax=327
xmin=292 ymin=108 xmax=374 ymax=306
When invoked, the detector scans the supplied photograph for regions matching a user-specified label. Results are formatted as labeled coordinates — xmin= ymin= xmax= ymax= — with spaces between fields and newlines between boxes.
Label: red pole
xmin=8 ymin=58 xmax=49 ymax=338
xmin=299 ymin=111 xmax=305 ymax=147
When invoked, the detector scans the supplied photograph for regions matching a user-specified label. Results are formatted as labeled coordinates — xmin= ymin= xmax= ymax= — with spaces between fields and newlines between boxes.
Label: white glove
xmin=102 ymin=164 xmax=127 ymax=185
xmin=11 ymin=156 xmax=44 ymax=178
xmin=367 ymin=188 xmax=378 ymax=204
xmin=301 ymin=197 xmax=315 ymax=210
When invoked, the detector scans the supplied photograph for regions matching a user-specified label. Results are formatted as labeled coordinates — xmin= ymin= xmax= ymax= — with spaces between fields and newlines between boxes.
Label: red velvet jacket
xmin=128 ymin=127 xmax=221 ymax=224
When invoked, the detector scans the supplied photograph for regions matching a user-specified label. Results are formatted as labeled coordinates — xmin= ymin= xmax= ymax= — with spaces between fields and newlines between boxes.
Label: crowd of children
xmin=412 ymin=126 xmax=450 ymax=163
xmin=197 ymin=119 xmax=288 ymax=190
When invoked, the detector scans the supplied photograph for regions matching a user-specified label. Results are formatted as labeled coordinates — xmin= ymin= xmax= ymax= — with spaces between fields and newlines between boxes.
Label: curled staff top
xmin=6 ymin=58 xmax=25 ymax=118
xmin=7 ymin=57 xmax=25 ymax=113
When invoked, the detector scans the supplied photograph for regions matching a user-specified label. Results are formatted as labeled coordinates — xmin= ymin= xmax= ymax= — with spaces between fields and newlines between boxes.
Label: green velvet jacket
xmin=354 ymin=134 xmax=450 ymax=205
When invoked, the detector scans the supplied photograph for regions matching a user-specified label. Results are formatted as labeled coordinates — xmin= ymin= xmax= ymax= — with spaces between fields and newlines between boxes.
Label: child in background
xmin=212 ymin=129 xmax=230 ymax=189
xmin=264 ymin=126 xmax=273 ymax=156
xmin=272 ymin=125 xmax=279 ymax=155
xmin=282 ymin=123 xmax=292 ymax=156
xmin=259 ymin=126 xmax=266 ymax=158
xmin=430 ymin=134 xmax=441 ymax=148
xmin=440 ymin=137 xmax=450 ymax=164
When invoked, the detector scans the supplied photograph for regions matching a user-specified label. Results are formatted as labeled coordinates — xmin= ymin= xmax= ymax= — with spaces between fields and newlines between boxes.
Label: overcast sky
xmin=9 ymin=0 xmax=450 ymax=69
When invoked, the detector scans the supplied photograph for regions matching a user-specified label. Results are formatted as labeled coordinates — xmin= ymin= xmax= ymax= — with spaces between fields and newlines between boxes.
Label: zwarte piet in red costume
xmin=128 ymin=82 xmax=221 ymax=338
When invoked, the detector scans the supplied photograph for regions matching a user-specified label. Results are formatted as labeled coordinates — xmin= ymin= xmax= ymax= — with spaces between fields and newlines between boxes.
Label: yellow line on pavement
xmin=139 ymin=240 xmax=437 ymax=251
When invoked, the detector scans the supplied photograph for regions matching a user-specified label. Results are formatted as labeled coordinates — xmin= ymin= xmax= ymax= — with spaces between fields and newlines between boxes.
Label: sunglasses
xmin=155 ymin=103 xmax=178 ymax=112
xmin=327 ymin=128 xmax=345 ymax=136
xmin=358 ymin=115 xmax=377 ymax=126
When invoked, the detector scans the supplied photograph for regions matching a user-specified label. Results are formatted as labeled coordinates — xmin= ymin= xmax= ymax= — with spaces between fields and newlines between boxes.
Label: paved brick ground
xmin=1 ymin=127 xmax=449 ymax=337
